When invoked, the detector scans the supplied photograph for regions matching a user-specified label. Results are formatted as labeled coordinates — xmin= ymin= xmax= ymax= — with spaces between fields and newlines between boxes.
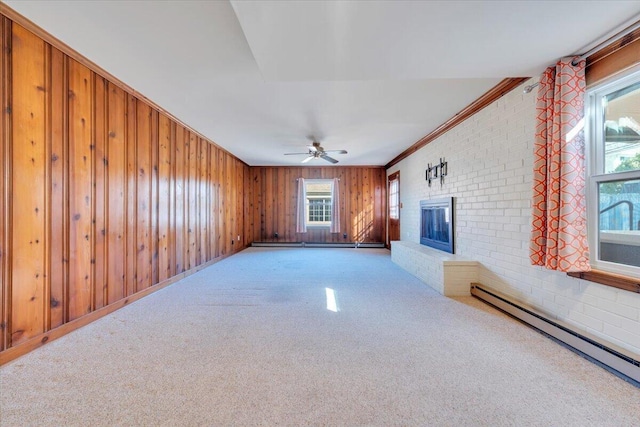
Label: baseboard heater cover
xmin=471 ymin=283 xmax=640 ymax=385
xmin=251 ymin=242 xmax=385 ymax=248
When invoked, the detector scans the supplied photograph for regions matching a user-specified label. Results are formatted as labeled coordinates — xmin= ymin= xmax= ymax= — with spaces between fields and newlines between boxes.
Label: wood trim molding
xmin=586 ymin=23 xmax=640 ymax=86
xmin=0 ymin=3 xmax=248 ymax=167
xmin=385 ymin=77 xmax=529 ymax=169
xmin=567 ymin=270 xmax=640 ymax=294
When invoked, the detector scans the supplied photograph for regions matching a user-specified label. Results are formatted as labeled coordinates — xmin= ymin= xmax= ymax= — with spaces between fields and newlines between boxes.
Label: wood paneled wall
xmin=0 ymin=20 xmax=250 ymax=358
xmin=250 ymin=167 xmax=386 ymax=243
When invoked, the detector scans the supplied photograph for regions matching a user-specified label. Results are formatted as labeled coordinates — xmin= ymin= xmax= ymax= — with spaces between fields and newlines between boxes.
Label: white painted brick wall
xmin=391 ymin=241 xmax=478 ymax=296
xmin=388 ymin=79 xmax=640 ymax=356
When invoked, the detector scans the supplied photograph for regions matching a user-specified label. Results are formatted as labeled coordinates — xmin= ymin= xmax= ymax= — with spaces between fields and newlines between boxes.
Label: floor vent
xmin=251 ymin=242 xmax=385 ymax=249
xmin=471 ymin=283 xmax=640 ymax=386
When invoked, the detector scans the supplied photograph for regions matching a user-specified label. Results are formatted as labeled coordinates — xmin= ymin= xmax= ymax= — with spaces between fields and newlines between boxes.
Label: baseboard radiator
xmin=251 ymin=242 xmax=385 ymax=249
xmin=471 ymin=283 xmax=640 ymax=385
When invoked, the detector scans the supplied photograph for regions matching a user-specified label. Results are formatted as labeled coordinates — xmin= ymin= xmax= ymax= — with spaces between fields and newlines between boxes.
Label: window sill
xmin=567 ymin=270 xmax=640 ymax=293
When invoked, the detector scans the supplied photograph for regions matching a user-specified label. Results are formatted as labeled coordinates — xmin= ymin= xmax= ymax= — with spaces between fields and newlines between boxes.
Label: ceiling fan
xmin=284 ymin=141 xmax=348 ymax=164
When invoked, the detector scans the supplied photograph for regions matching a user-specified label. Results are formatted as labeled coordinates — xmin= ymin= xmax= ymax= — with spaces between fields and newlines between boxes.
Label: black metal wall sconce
xmin=426 ymin=158 xmax=448 ymax=187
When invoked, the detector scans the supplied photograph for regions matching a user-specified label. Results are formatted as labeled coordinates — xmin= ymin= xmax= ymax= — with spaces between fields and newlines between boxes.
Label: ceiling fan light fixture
xmin=285 ymin=138 xmax=347 ymax=164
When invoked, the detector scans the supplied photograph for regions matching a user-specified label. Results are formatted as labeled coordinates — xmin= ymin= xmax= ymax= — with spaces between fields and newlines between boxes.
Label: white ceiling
xmin=5 ymin=0 xmax=640 ymax=166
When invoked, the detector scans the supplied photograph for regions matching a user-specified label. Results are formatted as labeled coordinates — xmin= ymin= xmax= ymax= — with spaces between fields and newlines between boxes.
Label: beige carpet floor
xmin=1 ymin=247 xmax=639 ymax=426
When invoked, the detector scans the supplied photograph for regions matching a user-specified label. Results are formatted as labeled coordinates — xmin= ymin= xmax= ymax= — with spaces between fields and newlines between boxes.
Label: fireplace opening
xmin=420 ymin=197 xmax=454 ymax=254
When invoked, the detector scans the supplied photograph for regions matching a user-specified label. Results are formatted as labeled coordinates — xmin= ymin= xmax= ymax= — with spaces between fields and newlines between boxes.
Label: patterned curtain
xmin=330 ymin=178 xmax=341 ymax=233
xmin=530 ymin=58 xmax=590 ymax=272
xmin=296 ymin=178 xmax=307 ymax=233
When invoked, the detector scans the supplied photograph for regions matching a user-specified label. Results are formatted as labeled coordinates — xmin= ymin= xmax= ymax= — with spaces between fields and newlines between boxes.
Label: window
xmin=389 ymin=177 xmax=399 ymax=220
xmin=587 ymin=66 xmax=640 ymax=277
xmin=305 ymin=179 xmax=333 ymax=227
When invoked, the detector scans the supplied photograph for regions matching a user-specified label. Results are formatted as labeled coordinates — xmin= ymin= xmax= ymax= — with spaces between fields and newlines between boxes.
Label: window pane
xmin=603 ymin=81 xmax=640 ymax=174
xmin=307 ymin=198 xmax=332 ymax=223
xmin=305 ymin=178 xmax=333 ymax=226
xmin=598 ymin=179 xmax=640 ymax=267
xmin=389 ymin=180 xmax=399 ymax=220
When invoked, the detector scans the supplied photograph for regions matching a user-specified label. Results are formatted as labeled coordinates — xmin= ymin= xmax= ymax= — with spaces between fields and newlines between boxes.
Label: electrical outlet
xmin=237 ymin=235 xmax=240 ymax=241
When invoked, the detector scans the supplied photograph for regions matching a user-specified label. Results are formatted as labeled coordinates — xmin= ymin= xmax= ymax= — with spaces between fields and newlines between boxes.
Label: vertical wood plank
xmin=11 ymin=24 xmax=47 ymax=344
xmin=264 ymin=168 xmax=273 ymax=241
xmin=48 ymin=47 xmax=66 ymax=328
xmin=157 ymin=113 xmax=171 ymax=281
xmin=0 ymin=17 xmax=10 ymax=350
xmin=93 ymin=74 xmax=107 ymax=310
xmin=168 ymin=120 xmax=176 ymax=277
xmin=252 ymin=167 xmax=264 ymax=242
xmin=276 ymin=167 xmax=284 ymax=241
xmin=67 ymin=58 xmax=93 ymax=321
xmin=125 ymin=94 xmax=137 ymax=295
xmin=238 ymin=161 xmax=244 ymax=247
xmin=244 ymin=164 xmax=252 ymax=247
xmin=225 ymin=153 xmax=233 ymax=254
xmin=42 ymin=43 xmax=52 ymax=330
xmin=150 ymin=108 xmax=159 ymax=286
xmin=199 ymin=139 xmax=208 ymax=262
xmin=135 ymin=101 xmax=151 ymax=292
xmin=193 ymin=136 xmax=201 ymax=265
xmin=106 ymin=83 xmax=126 ymax=304
xmin=187 ymin=132 xmax=197 ymax=268
xmin=174 ymin=125 xmax=185 ymax=273
xmin=374 ymin=169 xmax=384 ymax=243
xmin=220 ymin=150 xmax=226 ymax=256
xmin=211 ymin=146 xmax=219 ymax=259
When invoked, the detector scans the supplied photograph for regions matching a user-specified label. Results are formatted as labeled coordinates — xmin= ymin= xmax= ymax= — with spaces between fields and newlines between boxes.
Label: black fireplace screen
xmin=420 ymin=197 xmax=454 ymax=253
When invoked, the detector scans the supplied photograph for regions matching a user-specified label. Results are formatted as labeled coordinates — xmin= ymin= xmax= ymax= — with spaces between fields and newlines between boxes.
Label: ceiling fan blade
xmin=284 ymin=152 xmax=309 ymax=155
xmin=307 ymin=145 xmax=318 ymax=153
xmin=301 ymin=155 xmax=314 ymax=163
xmin=320 ymin=154 xmax=338 ymax=164
xmin=324 ymin=149 xmax=347 ymax=154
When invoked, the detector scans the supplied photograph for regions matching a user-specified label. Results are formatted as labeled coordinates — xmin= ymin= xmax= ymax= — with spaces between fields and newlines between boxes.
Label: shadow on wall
xmin=352 ymin=208 xmax=374 ymax=243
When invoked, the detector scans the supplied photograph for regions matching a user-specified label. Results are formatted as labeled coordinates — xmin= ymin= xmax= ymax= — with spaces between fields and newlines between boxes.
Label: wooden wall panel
xmin=210 ymin=147 xmax=219 ymax=259
xmin=0 ymin=15 xmax=250 ymax=363
xmin=10 ymin=23 xmax=47 ymax=345
xmin=174 ymin=125 xmax=185 ymax=274
xmin=106 ymin=83 xmax=126 ymax=305
xmin=219 ymin=151 xmax=227 ymax=256
xmin=48 ymin=102 xmax=67 ymax=323
xmin=67 ymin=58 xmax=93 ymax=321
xmin=187 ymin=132 xmax=197 ymax=270
xmin=251 ymin=167 xmax=386 ymax=244
xmin=150 ymin=109 xmax=159 ymax=287
xmin=199 ymin=138 xmax=208 ymax=262
xmin=125 ymin=94 xmax=136 ymax=298
xmin=136 ymin=101 xmax=151 ymax=292
xmin=0 ymin=17 xmax=10 ymax=351
xmin=93 ymin=74 xmax=107 ymax=311
xmin=157 ymin=113 xmax=172 ymax=281
xmin=243 ymin=164 xmax=252 ymax=248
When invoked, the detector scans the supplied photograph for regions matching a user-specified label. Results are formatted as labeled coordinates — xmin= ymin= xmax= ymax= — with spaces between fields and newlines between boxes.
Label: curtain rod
xmin=296 ymin=178 xmax=340 ymax=181
xmin=524 ymin=18 xmax=640 ymax=94
xmin=571 ymin=18 xmax=640 ymax=66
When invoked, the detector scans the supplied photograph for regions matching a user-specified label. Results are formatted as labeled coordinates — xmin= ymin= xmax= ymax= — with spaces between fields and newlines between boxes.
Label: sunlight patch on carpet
xmin=325 ymin=287 xmax=338 ymax=312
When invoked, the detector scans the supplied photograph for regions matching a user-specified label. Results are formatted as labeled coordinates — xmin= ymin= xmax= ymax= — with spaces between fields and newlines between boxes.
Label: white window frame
xmin=305 ymin=179 xmax=333 ymax=228
xmin=586 ymin=64 xmax=640 ymax=278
